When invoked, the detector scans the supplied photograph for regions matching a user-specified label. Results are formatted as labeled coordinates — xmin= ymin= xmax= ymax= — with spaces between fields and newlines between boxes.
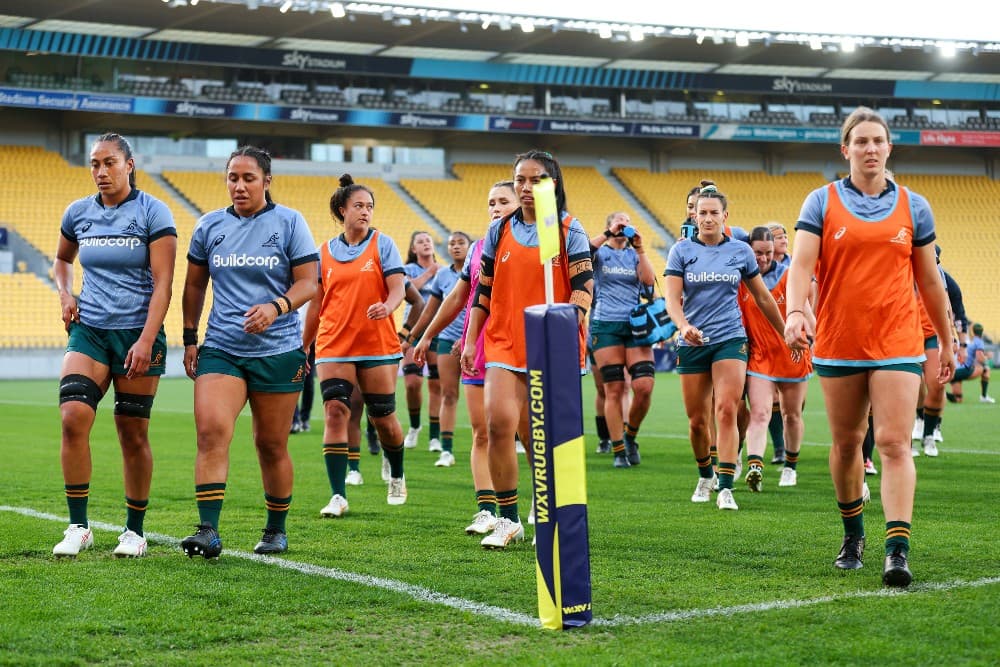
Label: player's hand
xmin=413 ymin=338 xmax=430 ymax=366
xmin=183 ymin=345 xmax=199 ymax=380
xmin=680 ymin=324 xmax=705 ymax=346
xmin=367 ymin=301 xmax=389 ymax=320
xmin=244 ymin=302 xmax=278 ymax=334
xmin=124 ymin=339 xmax=152 ymax=379
xmin=460 ymin=343 xmax=478 ymax=376
xmin=60 ymin=293 xmax=80 ymax=331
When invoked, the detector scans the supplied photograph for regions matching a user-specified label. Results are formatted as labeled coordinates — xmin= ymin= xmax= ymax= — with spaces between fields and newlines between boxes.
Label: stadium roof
xmin=3 ymin=0 xmax=999 ymax=83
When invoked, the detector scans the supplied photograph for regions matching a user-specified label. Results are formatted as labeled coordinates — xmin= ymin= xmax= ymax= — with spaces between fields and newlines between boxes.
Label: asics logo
xmin=833 ymin=227 xmax=847 ymax=240
xmin=211 ymin=234 xmax=226 ymax=248
xmin=500 ymin=251 xmax=510 ymax=262
xmin=326 ymin=267 xmax=334 ymax=282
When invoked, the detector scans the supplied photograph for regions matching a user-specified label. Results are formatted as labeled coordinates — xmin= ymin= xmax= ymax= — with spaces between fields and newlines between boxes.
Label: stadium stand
xmin=613 ymin=168 xmax=826 ymax=238
xmin=0 ymin=146 xmax=205 ymax=348
xmin=163 ymin=170 xmax=435 ymax=248
xmin=892 ymin=174 xmax=1000 ymax=335
xmin=402 ymin=163 xmax=665 ymax=252
xmin=0 ymin=143 xmax=996 ymax=346
xmin=0 ymin=272 xmax=66 ymax=348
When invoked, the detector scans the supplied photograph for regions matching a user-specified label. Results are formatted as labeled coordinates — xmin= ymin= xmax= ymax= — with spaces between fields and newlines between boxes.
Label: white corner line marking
xmin=6 ymin=505 xmax=997 ymax=629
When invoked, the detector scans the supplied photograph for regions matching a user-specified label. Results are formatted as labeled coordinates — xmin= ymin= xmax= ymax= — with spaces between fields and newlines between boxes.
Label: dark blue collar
xmin=842 ymin=176 xmax=895 ymax=198
xmin=227 ymin=201 xmax=276 ymax=219
xmin=94 ymin=187 xmax=139 ymax=209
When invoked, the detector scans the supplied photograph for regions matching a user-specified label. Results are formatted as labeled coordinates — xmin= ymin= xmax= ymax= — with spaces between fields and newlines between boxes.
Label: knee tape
xmin=427 ymin=364 xmax=439 ymax=380
xmin=59 ymin=374 xmax=103 ymax=411
xmin=114 ymin=392 xmax=154 ymax=419
xmin=320 ymin=378 xmax=354 ymax=408
xmin=402 ymin=363 xmax=423 ymax=377
xmin=628 ymin=361 xmax=656 ymax=380
xmin=600 ymin=364 xmax=625 ymax=384
xmin=364 ymin=392 xmax=396 ymax=418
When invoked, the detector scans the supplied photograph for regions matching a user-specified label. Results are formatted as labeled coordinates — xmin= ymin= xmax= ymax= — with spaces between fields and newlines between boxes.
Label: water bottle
xmin=622 ymin=226 xmax=636 ymax=239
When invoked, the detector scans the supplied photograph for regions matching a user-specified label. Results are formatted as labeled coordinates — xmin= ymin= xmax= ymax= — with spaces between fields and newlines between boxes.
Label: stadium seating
xmin=0 ymin=272 xmax=67 ymax=348
xmin=401 ymin=163 xmax=666 ymax=254
xmin=892 ymin=174 xmax=1000 ymax=336
xmin=1 ymin=144 xmax=995 ymax=346
xmin=613 ymin=167 xmax=826 ymax=239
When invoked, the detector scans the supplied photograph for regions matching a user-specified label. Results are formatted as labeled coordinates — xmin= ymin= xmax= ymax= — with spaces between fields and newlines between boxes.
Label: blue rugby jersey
xmin=188 ymin=202 xmax=318 ymax=357
xmin=427 ymin=264 xmax=465 ymax=341
xmin=665 ymin=235 xmax=758 ymax=346
xmin=760 ymin=260 xmax=788 ymax=291
xmin=60 ymin=189 xmax=176 ymax=329
xmin=591 ymin=244 xmax=644 ymax=323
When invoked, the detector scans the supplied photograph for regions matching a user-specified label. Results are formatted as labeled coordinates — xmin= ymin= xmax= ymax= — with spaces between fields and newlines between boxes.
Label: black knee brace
xmin=628 ymin=361 xmax=656 ymax=380
xmin=320 ymin=378 xmax=354 ymax=408
xmin=364 ymin=392 xmax=396 ymax=418
xmin=114 ymin=392 xmax=154 ymax=419
xmin=427 ymin=364 xmax=439 ymax=380
xmin=402 ymin=363 xmax=423 ymax=377
xmin=59 ymin=374 xmax=103 ymax=411
xmin=600 ymin=364 xmax=625 ymax=383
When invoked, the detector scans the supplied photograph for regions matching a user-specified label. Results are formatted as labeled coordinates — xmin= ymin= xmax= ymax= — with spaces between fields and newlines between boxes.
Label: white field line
xmin=1 ymin=505 xmax=538 ymax=628
xmin=4 ymin=505 xmax=998 ymax=629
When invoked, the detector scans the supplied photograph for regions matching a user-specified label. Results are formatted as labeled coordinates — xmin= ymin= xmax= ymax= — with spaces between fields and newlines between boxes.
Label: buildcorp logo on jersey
xmin=214 ymin=253 xmax=280 ymax=269
xmin=686 ymin=270 xmax=740 ymax=284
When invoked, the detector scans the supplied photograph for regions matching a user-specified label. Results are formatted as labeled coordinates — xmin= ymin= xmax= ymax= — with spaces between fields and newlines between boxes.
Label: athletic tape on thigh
xmin=600 ymin=364 xmax=625 ymax=383
xmin=402 ymin=363 xmax=423 ymax=377
xmin=628 ymin=361 xmax=656 ymax=380
xmin=320 ymin=378 xmax=354 ymax=408
xmin=59 ymin=374 xmax=103 ymax=410
xmin=114 ymin=392 xmax=154 ymax=418
xmin=427 ymin=364 xmax=439 ymax=380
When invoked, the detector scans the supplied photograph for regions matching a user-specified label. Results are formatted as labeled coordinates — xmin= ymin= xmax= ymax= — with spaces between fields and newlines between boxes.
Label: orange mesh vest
xmin=739 ymin=270 xmax=812 ymax=379
xmin=484 ymin=215 xmax=584 ymax=370
xmin=814 ymin=183 xmax=922 ymax=363
xmin=316 ymin=230 xmax=401 ymax=361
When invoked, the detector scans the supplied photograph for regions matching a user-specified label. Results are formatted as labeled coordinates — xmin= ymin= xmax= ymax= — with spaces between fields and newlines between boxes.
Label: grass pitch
xmin=0 ymin=374 xmax=997 ymax=666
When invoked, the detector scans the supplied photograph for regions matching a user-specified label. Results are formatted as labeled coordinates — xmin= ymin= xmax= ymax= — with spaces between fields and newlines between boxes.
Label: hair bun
xmin=339 ymin=174 xmax=354 ymax=187
xmin=700 ymin=179 xmax=715 ymax=188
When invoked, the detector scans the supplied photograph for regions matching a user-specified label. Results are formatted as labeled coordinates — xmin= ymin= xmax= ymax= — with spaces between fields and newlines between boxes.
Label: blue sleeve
xmin=796 ymin=187 xmax=827 ymax=235
xmin=60 ymin=202 xmax=78 ymax=242
xmin=729 ymin=226 xmax=749 ymax=243
xmin=481 ymin=219 xmax=503 ymax=261
xmin=380 ymin=233 xmax=405 ymax=277
xmin=741 ymin=243 xmax=760 ymax=280
xmin=665 ymin=243 xmax=684 ymax=277
xmin=288 ymin=211 xmax=319 ymax=265
xmin=459 ymin=249 xmax=473 ymax=281
xmin=427 ymin=272 xmax=444 ymax=298
xmin=145 ymin=197 xmax=177 ymax=242
xmin=908 ymin=190 xmax=936 ymax=246
xmin=565 ymin=217 xmax=591 ymax=260
xmin=187 ymin=215 xmax=210 ymax=264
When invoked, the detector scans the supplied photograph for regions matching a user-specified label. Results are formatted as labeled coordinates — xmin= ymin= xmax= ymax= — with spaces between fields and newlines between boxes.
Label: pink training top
xmin=460 ymin=238 xmax=487 ymax=385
